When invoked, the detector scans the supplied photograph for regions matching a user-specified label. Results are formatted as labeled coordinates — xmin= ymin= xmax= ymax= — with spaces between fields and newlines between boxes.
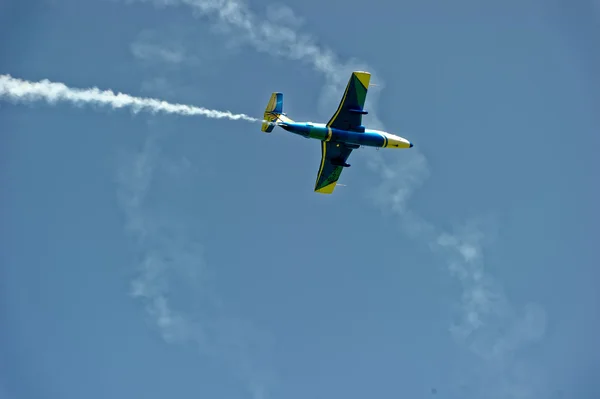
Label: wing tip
xmin=352 ymin=71 xmax=371 ymax=90
xmin=314 ymin=182 xmax=337 ymax=194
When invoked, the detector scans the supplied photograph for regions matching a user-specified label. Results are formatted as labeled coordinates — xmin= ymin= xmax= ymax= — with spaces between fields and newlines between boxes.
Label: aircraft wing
xmin=326 ymin=71 xmax=371 ymax=131
xmin=314 ymin=141 xmax=355 ymax=194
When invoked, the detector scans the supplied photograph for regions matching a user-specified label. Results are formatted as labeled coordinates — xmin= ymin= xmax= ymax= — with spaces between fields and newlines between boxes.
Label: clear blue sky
xmin=1 ymin=0 xmax=599 ymax=398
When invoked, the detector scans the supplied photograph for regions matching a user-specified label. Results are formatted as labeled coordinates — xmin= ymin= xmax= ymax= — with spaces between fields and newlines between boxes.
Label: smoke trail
xmin=121 ymin=0 xmax=388 ymax=127
xmin=0 ymin=74 xmax=258 ymax=122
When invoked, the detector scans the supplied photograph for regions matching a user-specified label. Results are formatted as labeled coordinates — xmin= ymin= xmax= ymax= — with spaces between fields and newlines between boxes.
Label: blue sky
xmin=1 ymin=0 xmax=599 ymax=398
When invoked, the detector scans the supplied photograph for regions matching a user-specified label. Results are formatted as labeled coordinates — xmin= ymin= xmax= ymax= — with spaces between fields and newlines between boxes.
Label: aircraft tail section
xmin=261 ymin=92 xmax=292 ymax=132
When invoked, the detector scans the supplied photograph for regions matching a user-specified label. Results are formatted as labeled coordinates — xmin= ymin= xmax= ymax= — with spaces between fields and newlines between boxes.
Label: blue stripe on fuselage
xmin=331 ymin=129 xmax=385 ymax=147
xmin=280 ymin=122 xmax=386 ymax=148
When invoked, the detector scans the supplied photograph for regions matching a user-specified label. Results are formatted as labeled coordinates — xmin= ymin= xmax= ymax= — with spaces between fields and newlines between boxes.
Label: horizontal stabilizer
xmin=267 ymin=92 xmax=283 ymax=114
xmin=261 ymin=92 xmax=283 ymax=132
xmin=261 ymin=92 xmax=294 ymax=132
xmin=261 ymin=121 xmax=276 ymax=132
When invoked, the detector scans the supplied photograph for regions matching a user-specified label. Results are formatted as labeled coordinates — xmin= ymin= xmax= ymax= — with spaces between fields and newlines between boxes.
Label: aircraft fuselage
xmin=279 ymin=122 xmax=413 ymax=149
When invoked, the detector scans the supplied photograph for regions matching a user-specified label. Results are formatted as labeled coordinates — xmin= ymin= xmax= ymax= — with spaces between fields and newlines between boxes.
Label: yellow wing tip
xmin=315 ymin=182 xmax=336 ymax=194
xmin=352 ymin=71 xmax=371 ymax=89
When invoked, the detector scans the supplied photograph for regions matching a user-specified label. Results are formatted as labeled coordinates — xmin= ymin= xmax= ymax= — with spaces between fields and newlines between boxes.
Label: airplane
xmin=260 ymin=70 xmax=413 ymax=194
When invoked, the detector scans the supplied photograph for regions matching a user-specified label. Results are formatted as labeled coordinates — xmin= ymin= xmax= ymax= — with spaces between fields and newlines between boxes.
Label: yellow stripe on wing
xmin=327 ymin=80 xmax=351 ymax=128
xmin=314 ymin=140 xmax=328 ymax=190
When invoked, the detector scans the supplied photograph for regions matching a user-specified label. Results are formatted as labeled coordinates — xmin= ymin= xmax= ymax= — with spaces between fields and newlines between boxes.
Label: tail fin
xmin=261 ymin=92 xmax=292 ymax=132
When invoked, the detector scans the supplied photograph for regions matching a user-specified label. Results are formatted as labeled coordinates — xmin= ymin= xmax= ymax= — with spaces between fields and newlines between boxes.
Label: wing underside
xmin=326 ymin=71 xmax=371 ymax=131
xmin=314 ymin=141 xmax=354 ymax=194
xmin=314 ymin=71 xmax=371 ymax=194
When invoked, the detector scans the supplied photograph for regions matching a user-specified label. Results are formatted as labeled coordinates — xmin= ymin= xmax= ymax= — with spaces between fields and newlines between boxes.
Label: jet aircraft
xmin=261 ymin=71 xmax=413 ymax=194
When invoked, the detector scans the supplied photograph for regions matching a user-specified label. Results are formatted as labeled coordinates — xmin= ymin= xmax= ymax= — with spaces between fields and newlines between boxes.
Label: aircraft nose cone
xmin=409 ymin=142 xmax=414 ymax=148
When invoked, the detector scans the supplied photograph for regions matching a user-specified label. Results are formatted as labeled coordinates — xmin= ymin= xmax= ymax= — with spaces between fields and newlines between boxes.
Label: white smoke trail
xmin=121 ymin=0 xmax=387 ymax=127
xmin=0 ymin=74 xmax=258 ymax=122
